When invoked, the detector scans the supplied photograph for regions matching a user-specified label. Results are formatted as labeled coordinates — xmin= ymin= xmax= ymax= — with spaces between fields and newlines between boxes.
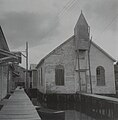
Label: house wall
xmin=0 ymin=65 xmax=8 ymax=100
xmin=44 ymin=38 xmax=76 ymax=94
xmin=89 ymin=44 xmax=116 ymax=94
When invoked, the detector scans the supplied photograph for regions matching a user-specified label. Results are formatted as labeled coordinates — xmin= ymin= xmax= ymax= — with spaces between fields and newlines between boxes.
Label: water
xmin=65 ymin=110 xmax=96 ymax=120
xmin=32 ymin=98 xmax=97 ymax=120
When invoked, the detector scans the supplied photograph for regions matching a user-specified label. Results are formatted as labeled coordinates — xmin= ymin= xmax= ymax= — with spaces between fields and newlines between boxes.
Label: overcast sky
xmin=0 ymin=0 xmax=118 ymax=67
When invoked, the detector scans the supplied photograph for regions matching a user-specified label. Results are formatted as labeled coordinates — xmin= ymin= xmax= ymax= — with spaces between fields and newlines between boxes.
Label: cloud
xmin=83 ymin=0 xmax=118 ymax=29
xmin=0 ymin=12 xmax=59 ymax=49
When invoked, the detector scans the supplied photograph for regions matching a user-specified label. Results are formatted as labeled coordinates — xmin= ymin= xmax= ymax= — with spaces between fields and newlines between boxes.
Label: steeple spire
xmin=76 ymin=11 xmax=88 ymax=27
xmin=74 ymin=11 xmax=90 ymax=50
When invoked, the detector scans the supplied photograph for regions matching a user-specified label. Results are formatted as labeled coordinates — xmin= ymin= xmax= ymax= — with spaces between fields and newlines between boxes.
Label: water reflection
xmin=65 ymin=110 xmax=96 ymax=120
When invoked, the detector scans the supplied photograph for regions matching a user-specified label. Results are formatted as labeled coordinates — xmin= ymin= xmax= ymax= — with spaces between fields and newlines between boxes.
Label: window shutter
xmin=55 ymin=65 xmax=64 ymax=86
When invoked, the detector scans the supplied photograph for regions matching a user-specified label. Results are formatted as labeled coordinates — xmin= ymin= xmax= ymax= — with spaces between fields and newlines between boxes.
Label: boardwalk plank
xmin=0 ymin=87 xmax=41 ymax=120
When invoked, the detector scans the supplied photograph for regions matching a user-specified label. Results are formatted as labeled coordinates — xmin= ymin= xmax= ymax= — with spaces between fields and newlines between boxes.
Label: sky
xmin=0 ymin=0 xmax=118 ymax=68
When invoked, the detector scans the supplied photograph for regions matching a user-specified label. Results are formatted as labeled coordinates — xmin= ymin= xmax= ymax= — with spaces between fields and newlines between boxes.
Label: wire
xmin=101 ymin=14 xmax=118 ymax=34
xmin=59 ymin=0 xmax=81 ymax=25
xmin=59 ymin=0 xmax=79 ymax=17
xmin=58 ymin=0 xmax=76 ymax=16
xmin=38 ymin=0 xmax=80 ymax=40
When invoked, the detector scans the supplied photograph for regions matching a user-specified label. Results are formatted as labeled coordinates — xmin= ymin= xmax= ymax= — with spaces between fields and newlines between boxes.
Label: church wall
xmin=44 ymin=38 xmax=76 ymax=94
xmin=37 ymin=39 xmax=116 ymax=95
xmin=37 ymin=62 xmax=46 ymax=93
xmin=89 ymin=44 xmax=116 ymax=94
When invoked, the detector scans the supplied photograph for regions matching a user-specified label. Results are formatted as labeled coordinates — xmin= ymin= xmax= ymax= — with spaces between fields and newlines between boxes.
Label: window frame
xmin=96 ymin=66 xmax=105 ymax=86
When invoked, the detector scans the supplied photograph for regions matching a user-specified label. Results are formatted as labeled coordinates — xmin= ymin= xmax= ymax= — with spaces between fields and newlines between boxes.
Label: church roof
xmin=36 ymin=35 xmax=116 ymax=68
xmin=91 ymin=41 xmax=116 ymax=62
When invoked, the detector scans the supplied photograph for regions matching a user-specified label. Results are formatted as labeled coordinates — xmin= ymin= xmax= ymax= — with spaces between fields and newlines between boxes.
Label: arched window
xmin=96 ymin=66 xmax=105 ymax=86
xmin=55 ymin=65 xmax=64 ymax=86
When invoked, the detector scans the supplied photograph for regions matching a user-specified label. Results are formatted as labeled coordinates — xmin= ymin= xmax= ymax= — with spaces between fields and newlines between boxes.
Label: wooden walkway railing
xmin=77 ymin=93 xmax=118 ymax=120
xmin=0 ymin=87 xmax=41 ymax=120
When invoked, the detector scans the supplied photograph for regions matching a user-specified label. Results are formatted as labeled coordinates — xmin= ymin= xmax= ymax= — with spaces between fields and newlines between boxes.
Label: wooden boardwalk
xmin=0 ymin=87 xmax=41 ymax=120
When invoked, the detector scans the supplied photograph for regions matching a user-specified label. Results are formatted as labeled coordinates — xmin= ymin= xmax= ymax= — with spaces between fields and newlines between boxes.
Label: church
xmin=36 ymin=12 xmax=116 ymax=96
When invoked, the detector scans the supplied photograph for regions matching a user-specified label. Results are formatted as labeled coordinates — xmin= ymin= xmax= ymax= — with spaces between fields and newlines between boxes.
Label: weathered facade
xmin=0 ymin=26 xmax=10 ymax=100
xmin=0 ymin=26 xmax=21 ymax=100
xmin=0 ymin=65 xmax=9 ymax=100
xmin=36 ymin=12 xmax=116 ymax=95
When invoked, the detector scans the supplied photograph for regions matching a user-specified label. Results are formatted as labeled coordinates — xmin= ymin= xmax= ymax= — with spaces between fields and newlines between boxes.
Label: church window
xmin=96 ymin=68 xmax=100 ymax=75
xmin=55 ymin=65 xmax=64 ymax=86
xmin=96 ymin=66 xmax=105 ymax=86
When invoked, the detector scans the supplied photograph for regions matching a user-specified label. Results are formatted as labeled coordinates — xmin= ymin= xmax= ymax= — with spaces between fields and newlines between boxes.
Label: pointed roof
xmin=76 ymin=11 xmax=88 ymax=26
xmin=36 ymin=35 xmax=116 ymax=68
xmin=0 ymin=26 xmax=9 ymax=51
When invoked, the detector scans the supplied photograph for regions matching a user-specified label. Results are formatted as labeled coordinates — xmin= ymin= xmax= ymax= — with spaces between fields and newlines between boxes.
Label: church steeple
xmin=74 ymin=11 xmax=90 ymax=50
xmin=76 ymin=11 xmax=88 ymax=27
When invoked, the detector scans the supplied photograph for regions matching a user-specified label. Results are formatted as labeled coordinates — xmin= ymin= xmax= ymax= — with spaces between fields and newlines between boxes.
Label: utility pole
xmin=26 ymin=42 xmax=29 ymax=90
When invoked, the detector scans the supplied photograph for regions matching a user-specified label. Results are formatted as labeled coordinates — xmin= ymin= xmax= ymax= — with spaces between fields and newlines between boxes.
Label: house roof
xmin=0 ymin=26 xmax=9 ymax=51
xmin=36 ymin=35 xmax=116 ymax=68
